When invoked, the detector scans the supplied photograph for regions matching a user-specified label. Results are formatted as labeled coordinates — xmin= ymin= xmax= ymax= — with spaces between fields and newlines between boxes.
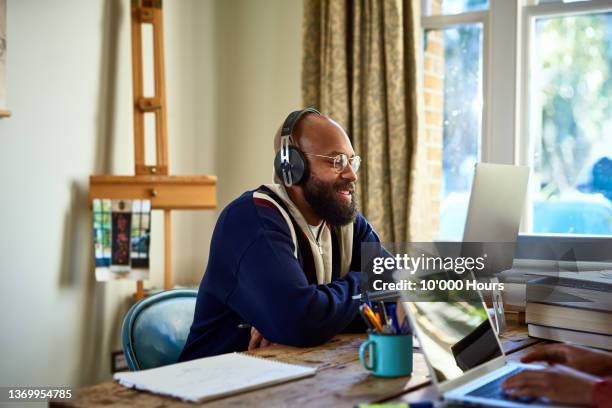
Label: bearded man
xmin=179 ymin=108 xmax=381 ymax=360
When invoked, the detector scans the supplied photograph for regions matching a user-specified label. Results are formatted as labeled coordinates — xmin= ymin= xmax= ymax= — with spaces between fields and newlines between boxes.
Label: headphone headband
xmin=280 ymin=107 xmax=321 ymax=138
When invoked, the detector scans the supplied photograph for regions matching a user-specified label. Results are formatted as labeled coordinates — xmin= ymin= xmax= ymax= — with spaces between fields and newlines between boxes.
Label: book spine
xmin=526 ymin=303 xmax=612 ymax=335
xmin=528 ymin=324 xmax=612 ymax=351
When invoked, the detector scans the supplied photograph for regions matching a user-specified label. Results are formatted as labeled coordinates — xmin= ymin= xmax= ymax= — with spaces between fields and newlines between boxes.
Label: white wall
xmin=0 ymin=0 xmax=301 ymax=387
xmin=215 ymin=0 xmax=303 ymax=206
xmin=165 ymin=0 xmax=218 ymax=286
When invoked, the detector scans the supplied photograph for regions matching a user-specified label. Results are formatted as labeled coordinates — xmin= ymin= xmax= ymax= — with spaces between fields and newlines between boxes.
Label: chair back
xmin=122 ymin=289 xmax=197 ymax=371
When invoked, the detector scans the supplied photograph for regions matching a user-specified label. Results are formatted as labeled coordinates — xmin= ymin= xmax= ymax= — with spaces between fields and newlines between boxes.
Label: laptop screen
xmin=406 ymin=301 xmax=503 ymax=383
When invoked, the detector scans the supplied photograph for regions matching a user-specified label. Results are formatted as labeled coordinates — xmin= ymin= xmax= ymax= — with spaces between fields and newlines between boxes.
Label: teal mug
xmin=359 ymin=333 xmax=413 ymax=377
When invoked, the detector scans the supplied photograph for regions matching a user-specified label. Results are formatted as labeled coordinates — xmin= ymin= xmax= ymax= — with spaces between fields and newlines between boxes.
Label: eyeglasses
xmin=303 ymin=152 xmax=362 ymax=173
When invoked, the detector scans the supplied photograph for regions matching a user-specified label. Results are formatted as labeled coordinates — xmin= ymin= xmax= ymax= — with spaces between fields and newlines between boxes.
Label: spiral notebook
xmin=114 ymin=353 xmax=317 ymax=403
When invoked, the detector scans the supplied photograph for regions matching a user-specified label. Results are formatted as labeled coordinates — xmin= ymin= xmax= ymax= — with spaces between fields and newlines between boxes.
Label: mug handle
xmin=359 ymin=340 xmax=376 ymax=371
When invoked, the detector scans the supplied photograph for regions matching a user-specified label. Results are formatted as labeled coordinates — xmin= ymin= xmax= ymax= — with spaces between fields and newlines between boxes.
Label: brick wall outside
xmin=422 ymin=0 xmax=444 ymax=236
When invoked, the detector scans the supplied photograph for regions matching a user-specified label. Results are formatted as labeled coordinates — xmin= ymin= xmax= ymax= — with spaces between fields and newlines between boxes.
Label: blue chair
xmin=121 ymin=288 xmax=197 ymax=371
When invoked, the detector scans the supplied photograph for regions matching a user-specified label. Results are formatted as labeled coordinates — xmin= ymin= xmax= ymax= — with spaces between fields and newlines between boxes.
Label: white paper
xmin=114 ymin=352 xmax=317 ymax=402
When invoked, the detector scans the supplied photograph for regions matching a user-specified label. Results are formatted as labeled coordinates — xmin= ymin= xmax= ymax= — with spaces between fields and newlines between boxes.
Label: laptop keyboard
xmin=466 ymin=367 xmax=537 ymax=404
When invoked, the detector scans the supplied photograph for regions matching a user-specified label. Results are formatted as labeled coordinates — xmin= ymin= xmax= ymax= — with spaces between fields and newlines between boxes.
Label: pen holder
xmin=359 ymin=333 xmax=413 ymax=378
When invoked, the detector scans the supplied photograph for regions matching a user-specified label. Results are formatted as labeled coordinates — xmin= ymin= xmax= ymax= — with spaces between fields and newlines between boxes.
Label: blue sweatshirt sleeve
xmin=226 ymin=225 xmax=363 ymax=347
xmin=350 ymin=212 xmax=383 ymax=271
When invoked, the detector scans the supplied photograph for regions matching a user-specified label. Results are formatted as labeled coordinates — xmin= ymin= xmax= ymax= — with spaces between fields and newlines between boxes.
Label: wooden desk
xmin=60 ymin=324 xmax=541 ymax=407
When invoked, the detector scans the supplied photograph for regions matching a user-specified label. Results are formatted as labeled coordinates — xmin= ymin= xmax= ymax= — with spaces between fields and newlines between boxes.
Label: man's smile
xmin=336 ymin=189 xmax=353 ymax=203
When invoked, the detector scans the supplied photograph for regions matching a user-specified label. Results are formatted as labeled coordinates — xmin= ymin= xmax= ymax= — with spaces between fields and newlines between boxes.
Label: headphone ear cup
xmin=288 ymin=145 xmax=308 ymax=185
xmin=274 ymin=150 xmax=285 ymax=182
xmin=274 ymin=145 xmax=308 ymax=186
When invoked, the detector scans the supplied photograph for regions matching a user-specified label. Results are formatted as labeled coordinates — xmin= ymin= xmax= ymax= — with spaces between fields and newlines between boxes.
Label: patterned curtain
xmin=302 ymin=0 xmax=427 ymax=243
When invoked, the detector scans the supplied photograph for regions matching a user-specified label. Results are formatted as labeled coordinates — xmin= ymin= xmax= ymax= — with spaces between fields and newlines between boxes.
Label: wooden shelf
xmin=0 ymin=110 xmax=11 ymax=118
xmin=89 ymin=175 xmax=217 ymax=209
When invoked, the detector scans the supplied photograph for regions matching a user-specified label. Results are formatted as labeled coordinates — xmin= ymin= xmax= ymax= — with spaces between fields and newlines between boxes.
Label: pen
xmin=394 ymin=301 xmax=413 ymax=334
xmin=378 ymin=302 xmax=387 ymax=323
xmin=377 ymin=302 xmax=397 ymax=334
xmin=358 ymin=305 xmax=376 ymax=332
xmin=361 ymin=304 xmax=384 ymax=333
xmin=356 ymin=401 xmax=433 ymax=408
xmin=387 ymin=303 xmax=401 ymax=334
xmin=352 ymin=290 xmax=400 ymax=302
xmin=374 ymin=311 xmax=382 ymax=327
xmin=378 ymin=302 xmax=389 ymax=326
xmin=407 ymin=402 xmax=433 ymax=408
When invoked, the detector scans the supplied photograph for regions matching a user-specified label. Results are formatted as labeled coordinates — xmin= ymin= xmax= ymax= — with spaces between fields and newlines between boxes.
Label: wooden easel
xmin=89 ymin=0 xmax=216 ymax=300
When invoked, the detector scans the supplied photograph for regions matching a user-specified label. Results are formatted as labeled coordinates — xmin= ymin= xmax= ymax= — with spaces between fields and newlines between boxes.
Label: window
xmin=523 ymin=5 xmax=612 ymax=235
xmin=422 ymin=0 xmax=612 ymax=239
xmin=422 ymin=0 xmax=488 ymax=240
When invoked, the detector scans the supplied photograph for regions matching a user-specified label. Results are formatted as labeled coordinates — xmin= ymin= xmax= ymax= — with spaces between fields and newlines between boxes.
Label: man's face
xmin=298 ymin=118 xmax=359 ymax=226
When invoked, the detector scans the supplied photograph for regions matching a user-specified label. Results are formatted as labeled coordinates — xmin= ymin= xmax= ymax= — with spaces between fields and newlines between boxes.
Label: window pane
xmin=529 ymin=12 xmax=612 ymax=236
xmin=424 ymin=0 xmax=488 ymax=16
xmin=423 ymin=25 xmax=483 ymax=240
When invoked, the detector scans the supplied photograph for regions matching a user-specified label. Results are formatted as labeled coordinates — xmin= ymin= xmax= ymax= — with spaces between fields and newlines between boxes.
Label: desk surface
xmin=62 ymin=325 xmax=541 ymax=408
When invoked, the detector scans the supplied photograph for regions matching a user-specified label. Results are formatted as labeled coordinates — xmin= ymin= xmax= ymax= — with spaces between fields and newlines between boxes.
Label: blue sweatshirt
xmin=179 ymin=186 xmax=379 ymax=361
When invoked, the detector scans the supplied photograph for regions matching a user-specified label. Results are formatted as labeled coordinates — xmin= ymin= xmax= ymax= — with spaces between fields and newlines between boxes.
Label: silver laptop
xmin=398 ymin=163 xmax=571 ymax=407
xmin=462 ymin=162 xmax=529 ymax=243
xmin=363 ymin=163 xmax=530 ymax=303
xmin=404 ymin=300 xmax=564 ymax=407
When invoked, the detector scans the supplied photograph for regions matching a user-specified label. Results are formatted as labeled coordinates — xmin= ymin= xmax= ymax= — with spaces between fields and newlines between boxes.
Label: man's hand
xmin=248 ymin=327 xmax=274 ymax=351
xmin=520 ymin=343 xmax=612 ymax=376
xmin=502 ymin=365 xmax=600 ymax=406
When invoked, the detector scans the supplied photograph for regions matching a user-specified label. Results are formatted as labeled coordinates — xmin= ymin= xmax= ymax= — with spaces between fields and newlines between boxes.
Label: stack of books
xmin=525 ymin=275 xmax=612 ymax=350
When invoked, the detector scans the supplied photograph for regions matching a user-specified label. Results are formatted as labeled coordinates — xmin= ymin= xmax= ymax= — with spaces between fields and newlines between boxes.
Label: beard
xmin=302 ymin=174 xmax=357 ymax=226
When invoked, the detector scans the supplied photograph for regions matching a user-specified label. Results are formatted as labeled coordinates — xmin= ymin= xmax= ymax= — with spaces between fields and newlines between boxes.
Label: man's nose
xmin=341 ymin=163 xmax=358 ymax=182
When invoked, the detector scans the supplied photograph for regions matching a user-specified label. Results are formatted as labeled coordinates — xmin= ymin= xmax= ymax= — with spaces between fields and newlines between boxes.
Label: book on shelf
xmin=527 ymin=323 xmax=612 ymax=351
xmin=525 ymin=302 xmax=612 ymax=335
xmin=526 ymin=275 xmax=612 ymax=311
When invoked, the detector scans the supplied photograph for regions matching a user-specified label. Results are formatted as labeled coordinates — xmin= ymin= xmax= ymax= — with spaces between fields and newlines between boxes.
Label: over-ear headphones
xmin=274 ymin=107 xmax=321 ymax=186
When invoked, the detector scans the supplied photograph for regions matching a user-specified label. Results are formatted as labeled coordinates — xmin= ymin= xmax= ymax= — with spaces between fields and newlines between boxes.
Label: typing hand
xmin=501 ymin=365 xmax=600 ymax=406
xmin=248 ymin=327 xmax=274 ymax=351
xmin=521 ymin=343 xmax=612 ymax=377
